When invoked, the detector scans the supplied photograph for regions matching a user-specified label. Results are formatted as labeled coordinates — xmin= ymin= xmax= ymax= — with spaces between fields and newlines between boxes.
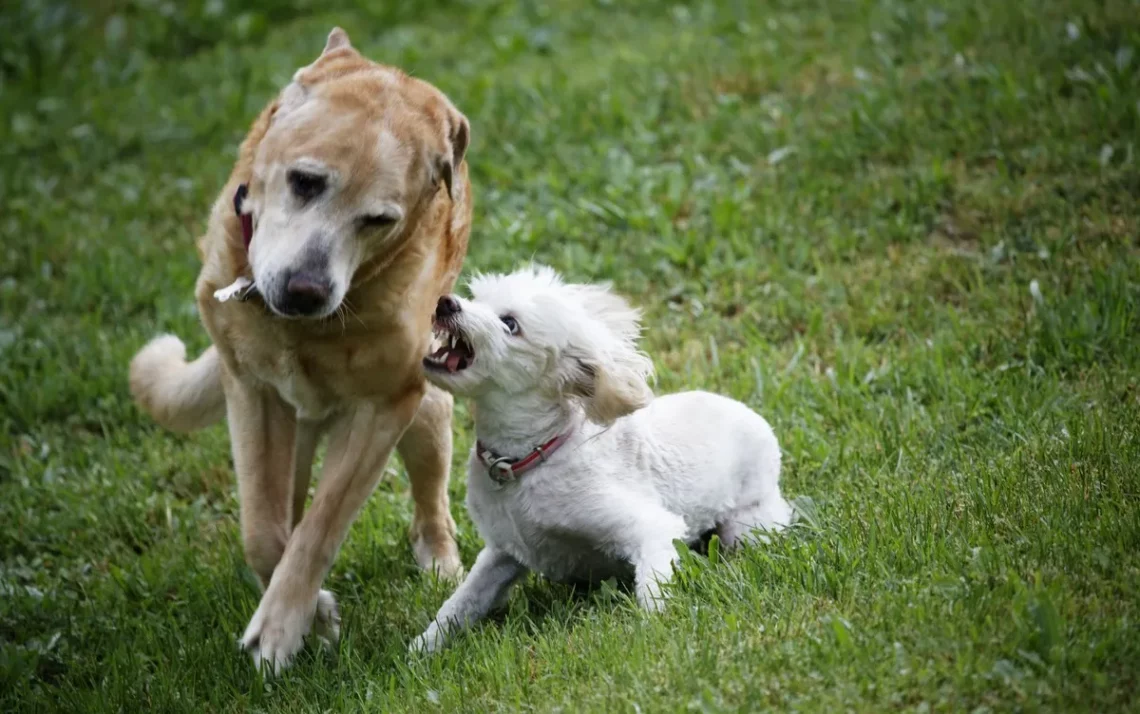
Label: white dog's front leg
xmin=631 ymin=541 xmax=681 ymax=612
xmin=411 ymin=547 xmax=526 ymax=654
xmin=612 ymin=506 xmax=687 ymax=613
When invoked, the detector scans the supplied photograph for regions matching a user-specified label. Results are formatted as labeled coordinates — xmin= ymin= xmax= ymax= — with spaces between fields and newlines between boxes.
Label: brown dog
xmin=129 ymin=28 xmax=470 ymax=671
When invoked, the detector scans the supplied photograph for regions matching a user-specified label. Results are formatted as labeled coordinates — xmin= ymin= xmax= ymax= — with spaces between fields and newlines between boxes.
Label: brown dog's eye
xmin=287 ymin=170 xmax=326 ymax=202
xmin=358 ymin=213 xmax=398 ymax=230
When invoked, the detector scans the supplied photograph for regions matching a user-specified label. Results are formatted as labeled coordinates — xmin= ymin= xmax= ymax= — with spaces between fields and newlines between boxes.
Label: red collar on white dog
xmin=476 ymin=432 xmax=572 ymax=485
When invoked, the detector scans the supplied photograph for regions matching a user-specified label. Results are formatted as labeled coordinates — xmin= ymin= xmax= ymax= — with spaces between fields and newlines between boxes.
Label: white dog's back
xmin=618 ymin=391 xmax=790 ymax=537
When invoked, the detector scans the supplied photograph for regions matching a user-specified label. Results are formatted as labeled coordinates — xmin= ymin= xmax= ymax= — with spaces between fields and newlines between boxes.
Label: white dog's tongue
xmin=446 ymin=351 xmax=462 ymax=372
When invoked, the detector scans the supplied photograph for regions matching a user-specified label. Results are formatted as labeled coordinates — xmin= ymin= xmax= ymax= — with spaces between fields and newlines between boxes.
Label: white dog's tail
xmin=129 ymin=335 xmax=226 ymax=432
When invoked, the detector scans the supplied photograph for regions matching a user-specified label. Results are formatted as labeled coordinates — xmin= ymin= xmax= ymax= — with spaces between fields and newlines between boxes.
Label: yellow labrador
xmin=129 ymin=28 xmax=470 ymax=670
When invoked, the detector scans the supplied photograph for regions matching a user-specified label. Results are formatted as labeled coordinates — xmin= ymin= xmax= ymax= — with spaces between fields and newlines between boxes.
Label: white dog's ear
xmin=560 ymin=284 xmax=654 ymax=425
xmin=566 ymin=352 xmax=654 ymax=425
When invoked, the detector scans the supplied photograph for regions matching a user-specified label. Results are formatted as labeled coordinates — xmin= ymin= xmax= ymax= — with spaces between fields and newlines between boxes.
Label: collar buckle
xmin=487 ymin=457 xmax=516 ymax=485
xmin=476 ymin=430 xmax=573 ymax=485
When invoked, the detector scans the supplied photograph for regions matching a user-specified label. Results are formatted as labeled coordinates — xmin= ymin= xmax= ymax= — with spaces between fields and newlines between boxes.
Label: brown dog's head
xmin=242 ymin=28 xmax=470 ymax=319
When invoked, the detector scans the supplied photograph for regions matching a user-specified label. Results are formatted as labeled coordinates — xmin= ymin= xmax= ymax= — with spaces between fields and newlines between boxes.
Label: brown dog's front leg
xmin=239 ymin=390 xmax=422 ymax=672
xmin=291 ymin=418 xmax=323 ymax=527
xmin=225 ymin=375 xmax=298 ymax=589
xmin=398 ymin=384 xmax=462 ymax=579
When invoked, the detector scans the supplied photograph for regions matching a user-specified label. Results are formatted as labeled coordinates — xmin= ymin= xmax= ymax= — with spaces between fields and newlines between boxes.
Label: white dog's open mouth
xmin=424 ymin=323 xmax=474 ymax=373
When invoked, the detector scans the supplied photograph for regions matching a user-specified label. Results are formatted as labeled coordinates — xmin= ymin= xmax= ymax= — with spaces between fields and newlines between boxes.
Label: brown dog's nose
xmin=436 ymin=295 xmax=461 ymax=318
xmin=282 ymin=271 xmax=331 ymax=316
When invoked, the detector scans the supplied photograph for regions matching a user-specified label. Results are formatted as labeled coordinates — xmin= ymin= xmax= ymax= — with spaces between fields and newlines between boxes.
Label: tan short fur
xmin=129 ymin=28 xmax=470 ymax=670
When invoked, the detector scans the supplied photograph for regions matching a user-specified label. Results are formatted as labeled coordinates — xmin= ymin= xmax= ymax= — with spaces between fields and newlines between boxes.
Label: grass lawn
xmin=2 ymin=0 xmax=1139 ymax=711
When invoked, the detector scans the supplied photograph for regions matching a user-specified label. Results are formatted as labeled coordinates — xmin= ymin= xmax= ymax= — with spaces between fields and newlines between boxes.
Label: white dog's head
xmin=423 ymin=266 xmax=654 ymax=424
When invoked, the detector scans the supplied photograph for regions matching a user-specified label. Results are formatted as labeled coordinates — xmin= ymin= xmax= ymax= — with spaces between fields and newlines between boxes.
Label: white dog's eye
xmin=501 ymin=315 xmax=520 ymax=335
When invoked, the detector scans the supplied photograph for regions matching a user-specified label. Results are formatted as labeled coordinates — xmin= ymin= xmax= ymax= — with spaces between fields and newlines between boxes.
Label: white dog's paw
xmin=635 ymin=581 xmax=669 ymax=613
xmin=409 ymin=623 xmax=445 ymax=656
xmin=412 ymin=535 xmax=465 ymax=582
xmin=312 ymin=589 xmax=341 ymax=649
xmin=239 ymin=588 xmax=319 ymax=673
xmin=637 ymin=593 xmax=668 ymax=613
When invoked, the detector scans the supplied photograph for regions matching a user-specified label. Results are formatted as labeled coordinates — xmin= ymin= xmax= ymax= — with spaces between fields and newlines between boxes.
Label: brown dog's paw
xmin=412 ymin=534 xmax=464 ymax=582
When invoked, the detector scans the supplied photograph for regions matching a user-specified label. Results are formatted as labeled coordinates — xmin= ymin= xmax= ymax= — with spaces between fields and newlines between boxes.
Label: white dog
xmin=412 ymin=266 xmax=792 ymax=653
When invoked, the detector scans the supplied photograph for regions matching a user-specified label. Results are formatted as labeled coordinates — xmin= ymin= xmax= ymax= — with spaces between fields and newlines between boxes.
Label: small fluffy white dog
xmin=412 ymin=266 xmax=792 ymax=653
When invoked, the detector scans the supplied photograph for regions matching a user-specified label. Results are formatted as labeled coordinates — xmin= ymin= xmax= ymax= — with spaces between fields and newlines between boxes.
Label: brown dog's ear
xmin=323 ymin=27 xmax=353 ymax=55
xmin=286 ymin=27 xmax=356 ymax=102
xmin=437 ymin=105 xmax=471 ymax=201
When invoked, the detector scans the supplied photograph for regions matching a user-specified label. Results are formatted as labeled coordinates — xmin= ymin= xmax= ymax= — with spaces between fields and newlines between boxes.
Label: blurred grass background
xmin=1 ymin=0 xmax=1138 ymax=711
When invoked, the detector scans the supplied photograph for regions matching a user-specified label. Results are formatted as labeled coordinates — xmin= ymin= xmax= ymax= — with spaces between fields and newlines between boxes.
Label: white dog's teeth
xmin=450 ymin=334 xmax=458 ymax=349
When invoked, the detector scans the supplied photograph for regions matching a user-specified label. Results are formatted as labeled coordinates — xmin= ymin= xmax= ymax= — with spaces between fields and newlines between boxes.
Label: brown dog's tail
xmin=129 ymin=335 xmax=226 ymax=432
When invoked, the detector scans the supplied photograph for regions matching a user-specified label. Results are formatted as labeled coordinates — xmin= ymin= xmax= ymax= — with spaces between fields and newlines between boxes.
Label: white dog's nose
xmin=435 ymin=295 xmax=461 ymax=319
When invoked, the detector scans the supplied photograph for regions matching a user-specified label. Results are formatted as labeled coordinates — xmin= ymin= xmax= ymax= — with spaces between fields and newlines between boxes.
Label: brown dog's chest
xmin=219 ymin=308 xmax=424 ymax=419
